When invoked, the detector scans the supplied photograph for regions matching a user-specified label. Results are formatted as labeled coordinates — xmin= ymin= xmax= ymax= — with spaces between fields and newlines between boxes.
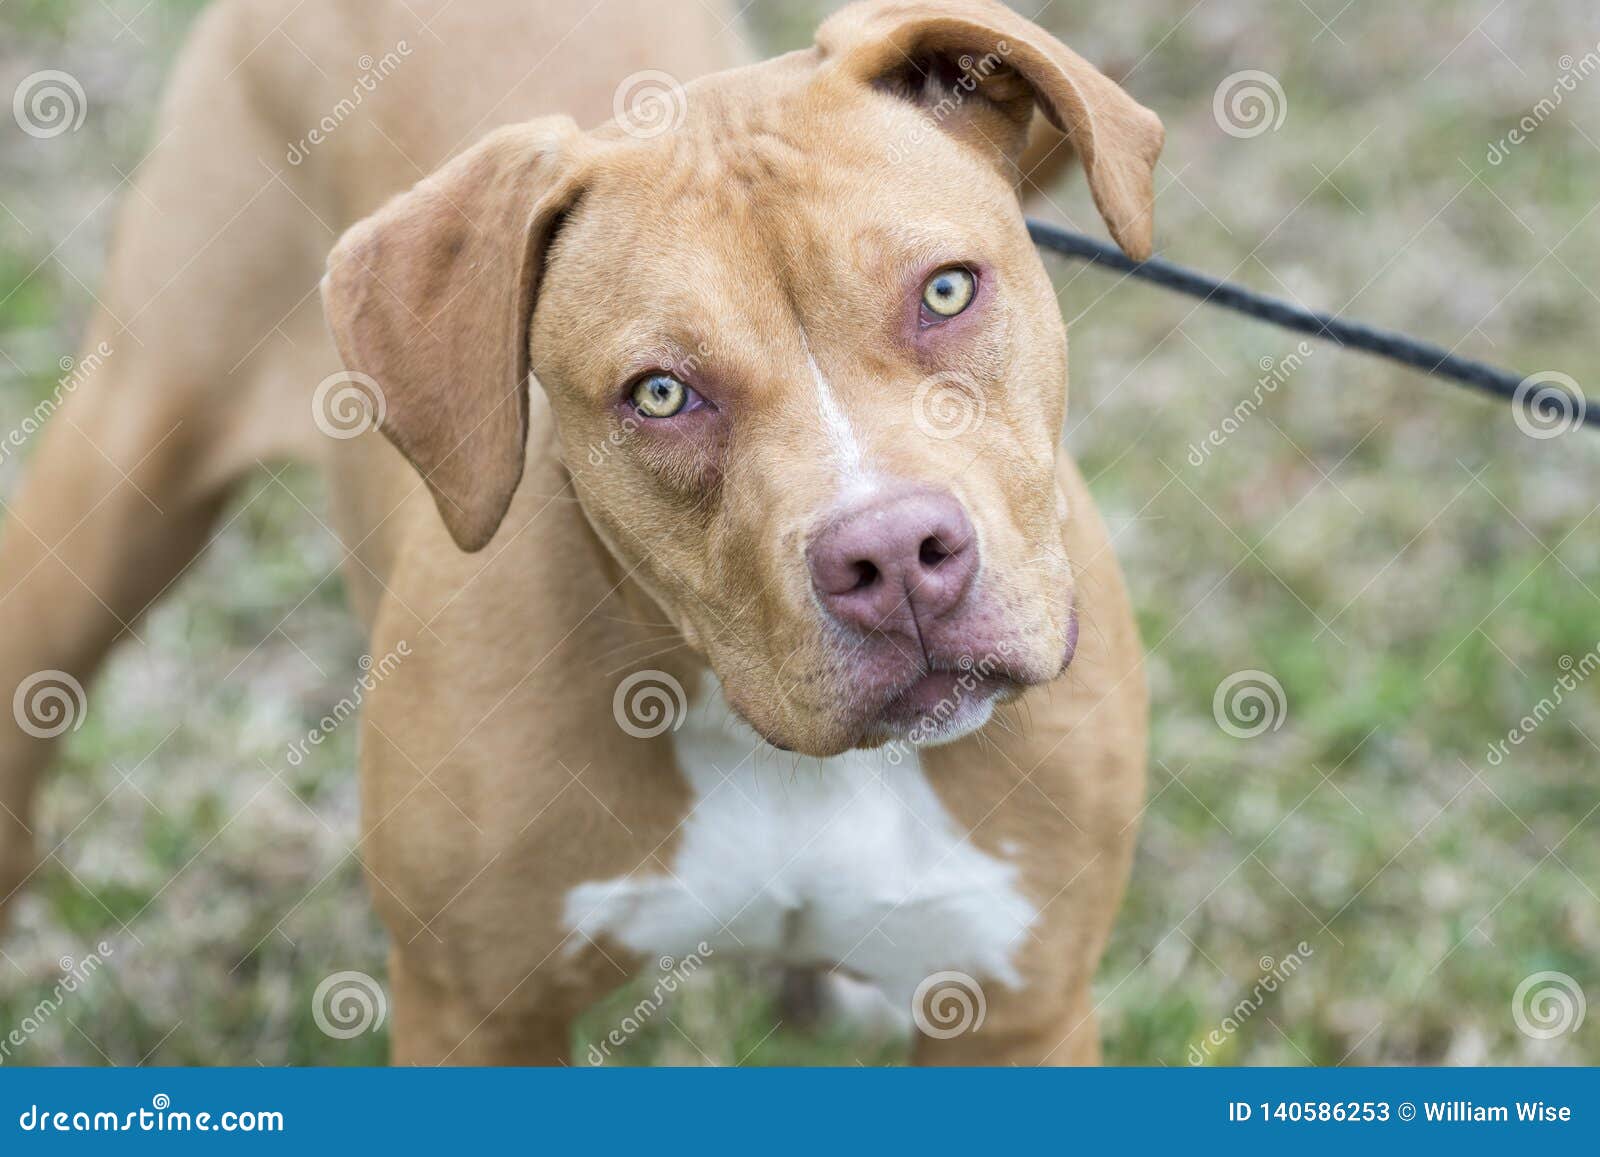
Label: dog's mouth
xmin=802 ymin=647 xmax=1039 ymax=755
xmin=724 ymin=610 xmax=1079 ymax=757
xmin=861 ymin=663 xmax=1024 ymax=745
xmin=852 ymin=604 xmax=1080 ymax=749
xmin=724 ymin=658 xmax=1026 ymax=756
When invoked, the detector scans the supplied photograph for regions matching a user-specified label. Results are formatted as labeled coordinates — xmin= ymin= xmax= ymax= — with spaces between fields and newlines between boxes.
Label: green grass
xmin=1 ymin=0 xmax=1596 ymax=1066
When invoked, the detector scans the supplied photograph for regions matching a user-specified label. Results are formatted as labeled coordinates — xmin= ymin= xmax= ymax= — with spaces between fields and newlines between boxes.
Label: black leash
xmin=1026 ymin=219 xmax=1597 ymax=432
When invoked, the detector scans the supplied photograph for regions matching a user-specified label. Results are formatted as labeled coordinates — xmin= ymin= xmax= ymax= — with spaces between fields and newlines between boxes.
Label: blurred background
xmin=0 ymin=0 xmax=1596 ymax=1065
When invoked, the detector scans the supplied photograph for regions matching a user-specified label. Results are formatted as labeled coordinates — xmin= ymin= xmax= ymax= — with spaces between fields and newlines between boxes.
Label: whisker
xmin=588 ymin=631 xmax=686 ymax=666
xmin=604 ymin=640 xmax=690 ymax=679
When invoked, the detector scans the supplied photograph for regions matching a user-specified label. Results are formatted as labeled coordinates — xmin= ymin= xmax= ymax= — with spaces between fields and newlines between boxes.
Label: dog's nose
xmin=807 ymin=489 xmax=978 ymax=635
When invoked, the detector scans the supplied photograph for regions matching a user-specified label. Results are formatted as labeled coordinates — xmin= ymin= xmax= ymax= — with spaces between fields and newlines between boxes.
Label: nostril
xmin=849 ymin=559 xmax=880 ymax=591
xmin=808 ymin=489 xmax=977 ymax=624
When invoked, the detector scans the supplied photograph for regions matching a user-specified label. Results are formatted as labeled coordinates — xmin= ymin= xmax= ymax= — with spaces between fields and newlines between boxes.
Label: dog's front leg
xmin=349 ymin=478 xmax=701 ymax=1067
xmin=386 ymin=948 xmax=575 ymax=1066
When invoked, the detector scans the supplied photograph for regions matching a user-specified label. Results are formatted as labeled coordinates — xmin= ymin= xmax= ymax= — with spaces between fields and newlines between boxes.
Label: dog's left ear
xmin=818 ymin=0 xmax=1164 ymax=259
xmin=321 ymin=119 xmax=585 ymax=552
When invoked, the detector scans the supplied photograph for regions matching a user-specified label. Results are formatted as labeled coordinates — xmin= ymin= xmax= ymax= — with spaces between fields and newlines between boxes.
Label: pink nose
xmin=807 ymin=488 xmax=979 ymax=635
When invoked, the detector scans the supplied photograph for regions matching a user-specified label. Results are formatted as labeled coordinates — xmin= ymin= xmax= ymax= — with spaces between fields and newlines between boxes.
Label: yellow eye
xmin=631 ymin=373 xmax=688 ymax=418
xmin=922 ymin=266 xmax=976 ymax=318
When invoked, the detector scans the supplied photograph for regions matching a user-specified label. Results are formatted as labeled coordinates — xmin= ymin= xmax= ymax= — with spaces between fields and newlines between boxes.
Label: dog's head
xmin=322 ymin=0 xmax=1161 ymax=756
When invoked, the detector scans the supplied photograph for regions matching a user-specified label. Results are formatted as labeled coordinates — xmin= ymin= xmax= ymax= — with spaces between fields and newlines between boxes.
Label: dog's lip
xmin=866 ymin=661 xmax=1022 ymax=729
xmin=725 ymin=633 xmax=1058 ymax=755
xmin=1059 ymin=605 xmax=1080 ymax=674
xmin=731 ymin=664 xmax=1029 ymax=757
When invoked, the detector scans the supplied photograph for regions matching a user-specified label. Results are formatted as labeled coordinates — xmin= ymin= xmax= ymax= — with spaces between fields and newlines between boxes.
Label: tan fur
xmin=0 ymin=0 xmax=1156 ymax=1065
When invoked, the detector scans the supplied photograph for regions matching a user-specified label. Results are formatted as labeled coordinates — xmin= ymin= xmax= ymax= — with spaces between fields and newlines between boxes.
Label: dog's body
xmin=0 ymin=0 xmax=1157 ymax=1063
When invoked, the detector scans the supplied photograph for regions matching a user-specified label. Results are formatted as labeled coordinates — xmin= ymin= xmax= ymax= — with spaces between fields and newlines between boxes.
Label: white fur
xmin=562 ymin=674 xmax=1037 ymax=1007
xmin=798 ymin=329 xmax=873 ymax=495
xmin=817 ymin=972 xmax=912 ymax=1037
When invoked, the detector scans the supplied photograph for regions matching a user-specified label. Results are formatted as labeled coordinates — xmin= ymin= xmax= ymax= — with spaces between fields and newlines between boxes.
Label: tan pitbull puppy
xmin=0 ymin=0 xmax=1158 ymax=1064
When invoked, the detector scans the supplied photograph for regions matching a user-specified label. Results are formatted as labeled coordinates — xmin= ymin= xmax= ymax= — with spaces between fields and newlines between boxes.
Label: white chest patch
xmin=562 ymin=677 xmax=1038 ymax=1006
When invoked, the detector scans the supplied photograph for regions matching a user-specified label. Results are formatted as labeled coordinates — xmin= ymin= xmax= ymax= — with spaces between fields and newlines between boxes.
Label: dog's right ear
xmin=321 ymin=119 xmax=585 ymax=552
xmin=818 ymin=0 xmax=1163 ymax=259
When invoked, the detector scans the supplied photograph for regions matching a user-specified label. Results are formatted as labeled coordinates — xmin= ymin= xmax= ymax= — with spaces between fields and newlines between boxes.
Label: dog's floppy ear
xmin=321 ymin=119 xmax=584 ymax=551
xmin=818 ymin=0 xmax=1163 ymax=259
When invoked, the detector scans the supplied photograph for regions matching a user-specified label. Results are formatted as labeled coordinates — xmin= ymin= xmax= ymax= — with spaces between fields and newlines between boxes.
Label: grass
xmin=1 ymin=0 xmax=1596 ymax=1066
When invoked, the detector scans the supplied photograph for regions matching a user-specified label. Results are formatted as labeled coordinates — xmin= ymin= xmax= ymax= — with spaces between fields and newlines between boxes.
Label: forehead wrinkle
xmin=592 ymin=92 xmax=971 ymax=410
xmin=674 ymin=83 xmax=810 ymax=197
